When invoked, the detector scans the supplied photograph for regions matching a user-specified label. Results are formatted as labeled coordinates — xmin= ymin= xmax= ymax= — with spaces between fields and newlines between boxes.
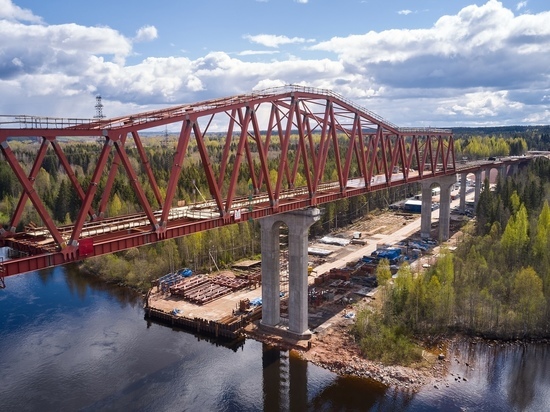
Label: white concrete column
xmin=474 ymin=170 xmax=482 ymax=209
xmin=260 ymin=216 xmax=282 ymax=327
xmin=259 ymin=208 xmax=320 ymax=339
xmin=420 ymin=182 xmax=433 ymax=238
xmin=286 ymin=208 xmax=320 ymax=337
xmin=459 ymin=172 xmax=467 ymax=213
xmin=438 ymin=175 xmax=456 ymax=241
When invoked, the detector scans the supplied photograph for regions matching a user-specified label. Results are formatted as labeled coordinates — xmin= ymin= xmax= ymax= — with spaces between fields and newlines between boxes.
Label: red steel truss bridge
xmin=0 ymin=85 xmax=460 ymax=280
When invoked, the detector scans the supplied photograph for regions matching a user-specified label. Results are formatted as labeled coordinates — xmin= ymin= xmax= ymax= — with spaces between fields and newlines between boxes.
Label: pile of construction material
xmin=169 ymin=273 xmax=251 ymax=305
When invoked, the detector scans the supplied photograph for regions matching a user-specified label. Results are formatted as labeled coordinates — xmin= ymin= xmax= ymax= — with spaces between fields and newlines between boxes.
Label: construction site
xmin=145 ymin=194 xmax=471 ymax=342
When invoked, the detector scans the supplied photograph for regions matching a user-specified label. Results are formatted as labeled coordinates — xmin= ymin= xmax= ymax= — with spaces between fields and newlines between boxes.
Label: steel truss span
xmin=0 ymin=85 xmax=456 ymax=278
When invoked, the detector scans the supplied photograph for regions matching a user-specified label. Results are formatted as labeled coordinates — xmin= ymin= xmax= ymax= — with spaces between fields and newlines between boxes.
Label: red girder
xmin=0 ymin=85 xmax=459 ymax=278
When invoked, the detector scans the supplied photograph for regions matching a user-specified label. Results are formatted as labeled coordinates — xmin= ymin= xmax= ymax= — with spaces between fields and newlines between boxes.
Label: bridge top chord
xmin=0 ymin=85 xmax=451 ymax=135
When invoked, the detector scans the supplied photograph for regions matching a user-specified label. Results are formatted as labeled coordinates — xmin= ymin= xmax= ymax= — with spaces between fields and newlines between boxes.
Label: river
xmin=1 ymin=264 xmax=549 ymax=411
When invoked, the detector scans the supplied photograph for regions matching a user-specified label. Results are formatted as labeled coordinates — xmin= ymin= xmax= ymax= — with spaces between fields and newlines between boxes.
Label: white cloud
xmin=244 ymin=34 xmax=313 ymax=48
xmin=398 ymin=10 xmax=413 ymax=15
xmin=516 ymin=1 xmax=528 ymax=11
xmin=134 ymin=25 xmax=158 ymax=42
xmin=0 ymin=0 xmax=42 ymax=23
xmin=295 ymin=0 xmax=308 ymax=3
xmin=0 ymin=0 xmax=548 ymax=127
xmin=450 ymin=90 xmax=523 ymax=117
xmin=237 ymin=50 xmax=280 ymax=56
xmin=310 ymin=0 xmax=550 ymax=95
xmin=523 ymin=110 xmax=549 ymax=124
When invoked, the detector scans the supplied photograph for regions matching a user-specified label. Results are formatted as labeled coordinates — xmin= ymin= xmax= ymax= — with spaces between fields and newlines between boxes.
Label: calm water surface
xmin=1 ymin=261 xmax=549 ymax=411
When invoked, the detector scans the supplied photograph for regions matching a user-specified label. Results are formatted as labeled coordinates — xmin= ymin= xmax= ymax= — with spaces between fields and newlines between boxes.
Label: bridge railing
xmin=0 ymin=114 xmax=101 ymax=129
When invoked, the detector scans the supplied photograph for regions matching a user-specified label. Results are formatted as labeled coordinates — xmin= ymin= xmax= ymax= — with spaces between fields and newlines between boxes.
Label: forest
xmin=353 ymin=157 xmax=550 ymax=365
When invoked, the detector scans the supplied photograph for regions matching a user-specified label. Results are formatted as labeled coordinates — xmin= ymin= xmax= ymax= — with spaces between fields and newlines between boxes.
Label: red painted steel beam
xmin=68 ymin=137 xmax=114 ymax=249
xmin=274 ymin=97 xmax=296 ymax=205
xmin=97 ymin=134 xmax=126 ymax=218
xmin=132 ymin=130 xmax=163 ymax=207
xmin=50 ymin=137 xmax=97 ymax=220
xmin=111 ymin=134 xmax=159 ymax=231
xmin=0 ymin=87 xmax=460 ymax=278
xmin=217 ymin=108 xmax=237 ymax=190
xmin=159 ymin=119 xmax=193 ymax=229
xmin=193 ymin=122 xmax=226 ymax=217
xmin=0 ymin=140 xmax=65 ymax=246
xmin=5 ymin=138 xmax=49 ymax=234
xmin=250 ymin=107 xmax=274 ymax=204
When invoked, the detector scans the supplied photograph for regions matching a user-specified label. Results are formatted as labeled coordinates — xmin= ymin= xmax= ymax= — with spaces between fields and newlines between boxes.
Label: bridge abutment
xmin=259 ymin=208 xmax=320 ymax=339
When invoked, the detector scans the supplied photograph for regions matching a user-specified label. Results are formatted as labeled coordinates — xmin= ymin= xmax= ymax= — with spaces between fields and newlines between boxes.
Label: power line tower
xmin=162 ymin=126 xmax=169 ymax=147
xmin=94 ymin=95 xmax=106 ymax=146
xmin=94 ymin=95 xmax=105 ymax=119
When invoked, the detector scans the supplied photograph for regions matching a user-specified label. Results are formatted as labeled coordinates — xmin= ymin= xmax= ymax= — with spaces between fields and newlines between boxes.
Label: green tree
xmin=512 ymin=267 xmax=545 ymax=334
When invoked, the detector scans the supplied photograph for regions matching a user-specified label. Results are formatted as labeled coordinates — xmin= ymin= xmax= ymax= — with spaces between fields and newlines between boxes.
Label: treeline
xmin=453 ymin=125 xmax=550 ymax=159
xmin=454 ymin=136 xmax=528 ymax=159
xmin=354 ymin=158 xmax=550 ymax=363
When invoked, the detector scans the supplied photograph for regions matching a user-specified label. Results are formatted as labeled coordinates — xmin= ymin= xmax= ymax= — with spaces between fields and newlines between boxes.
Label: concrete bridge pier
xmin=438 ymin=175 xmax=456 ymax=241
xmin=420 ymin=183 xmax=433 ymax=238
xmin=420 ymin=175 xmax=456 ymax=241
xmin=499 ymin=164 xmax=508 ymax=179
xmin=259 ymin=208 xmax=320 ymax=339
xmin=459 ymin=172 xmax=468 ymax=214
xmin=474 ymin=170 xmax=483 ymax=208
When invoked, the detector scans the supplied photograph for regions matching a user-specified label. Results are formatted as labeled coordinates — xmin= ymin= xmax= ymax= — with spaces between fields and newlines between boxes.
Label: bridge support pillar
xmin=420 ymin=175 xmax=456 ymax=241
xmin=260 ymin=218 xmax=281 ymax=327
xmin=499 ymin=165 xmax=507 ymax=178
xmin=420 ymin=183 xmax=433 ymax=238
xmin=474 ymin=170 xmax=483 ymax=209
xmin=438 ymin=175 xmax=456 ymax=241
xmin=459 ymin=172 xmax=467 ymax=214
xmin=259 ymin=208 xmax=320 ymax=339
xmin=508 ymin=164 xmax=518 ymax=177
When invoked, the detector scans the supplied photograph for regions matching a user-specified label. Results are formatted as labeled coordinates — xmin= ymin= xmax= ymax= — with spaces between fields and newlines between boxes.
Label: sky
xmin=0 ymin=0 xmax=549 ymax=128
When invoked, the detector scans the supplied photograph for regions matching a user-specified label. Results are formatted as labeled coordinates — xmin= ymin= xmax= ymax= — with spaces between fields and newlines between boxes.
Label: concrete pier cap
xmin=259 ymin=207 xmax=320 ymax=340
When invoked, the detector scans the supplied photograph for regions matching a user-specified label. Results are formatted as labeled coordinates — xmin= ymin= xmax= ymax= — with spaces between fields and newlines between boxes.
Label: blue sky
xmin=1 ymin=0 xmax=549 ymax=127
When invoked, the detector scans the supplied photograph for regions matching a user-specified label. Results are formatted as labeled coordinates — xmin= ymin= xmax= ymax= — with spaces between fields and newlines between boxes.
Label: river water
xmin=1 ymin=264 xmax=549 ymax=411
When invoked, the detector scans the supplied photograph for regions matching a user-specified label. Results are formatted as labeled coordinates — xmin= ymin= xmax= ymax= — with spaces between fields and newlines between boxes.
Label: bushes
xmin=353 ymin=310 xmax=422 ymax=365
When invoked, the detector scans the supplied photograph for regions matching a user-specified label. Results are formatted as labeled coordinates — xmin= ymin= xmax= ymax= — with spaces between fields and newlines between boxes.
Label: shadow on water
xmin=261 ymin=343 xmax=419 ymax=412
xmin=145 ymin=314 xmax=247 ymax=352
